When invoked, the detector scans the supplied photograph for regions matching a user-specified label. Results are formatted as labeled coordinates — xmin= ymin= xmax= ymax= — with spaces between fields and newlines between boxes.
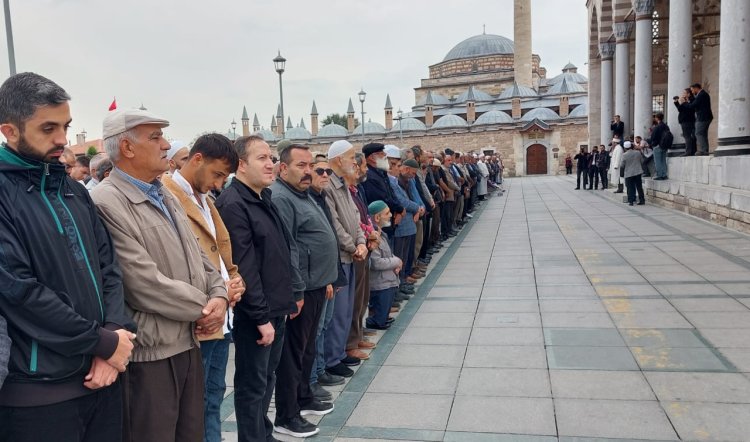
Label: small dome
xmin=562 ymin=62 xmax=577 ymax=71
xmin=474 ymin=110 xmax=513 ymax=125
xmin=521 ymin=107 xmax=561 ymax=122
xmin=391 ymin=117 xmax=427 ymax=133
xmin=545 ymin=78 xmax=586 ymax=95
xmin=254 ymin=129 xmax=277 ymax=142
xmin=352 ymin=121 xmax=386 ymax=135
xmin=317 ymin=123 xmax=348 ymax=138
xmin=498 ymin=83 xmax=538 ymax=99
xmin=417 ymin=93 xmax=451 ymax=106
xmin=443 ymin=34 xmax=515 ymax=62
xmin=456 ymin=87 xmax=494 ymax=103
xmin=284 ymin=126 xmax=312 ymax=140
xmin=431 ymin=114 xmax=468 ymax=129
xmin=547 ymin=71 xmax=588 ymax=85
xmin=567 ymin=103 xmax=588 ymax=118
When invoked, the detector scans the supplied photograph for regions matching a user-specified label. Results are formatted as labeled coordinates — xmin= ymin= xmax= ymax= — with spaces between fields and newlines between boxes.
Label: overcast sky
xmin=0 ymin=0 xmax=588 ymax=144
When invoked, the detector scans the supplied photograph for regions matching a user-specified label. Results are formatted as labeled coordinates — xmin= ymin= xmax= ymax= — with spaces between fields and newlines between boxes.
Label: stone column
xmin=588 ymin=57 xmax=601 ymax=150
xmin=715 ymin=0 xmax=750 ymax=156
xmin=633 ymin=0 xmax=654 ymax=142
xmin=600 ymin=42 xmax=615 ymax=144
xmin=666 ymin=1 xmax=692 ymax=151
xmin=514 ymin=0 xmax=533 ymax=88
xmin=614 ymin=22 xmax=633 ymax=138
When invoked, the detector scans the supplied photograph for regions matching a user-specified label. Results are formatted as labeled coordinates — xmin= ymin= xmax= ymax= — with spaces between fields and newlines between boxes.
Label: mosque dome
xmin=391 ymin=118 xmax=427 ymax=132
xmin=284 ymin=126 xmax=312 ymax=140
xmin=567 ymin=103 xmax=588 ymax=118
xmin=317 ymin=123 xmax=348 ymax=138
xmin=443 ymin=34 xmax=515 ymax=61
xmin=547 ymin=71 xmax=588 ymax=86
xmin=253 ymin=129 xmax=276 ymax=142
xmin=521 ymin=107 xmax=561 ymax=122
xmin=474 ymin=110 xmax=513 ymax=125
xmin=352 ymin=121 xmax=386 ymax=135
xmin=431 ymin=114 xmax=468 ymax=129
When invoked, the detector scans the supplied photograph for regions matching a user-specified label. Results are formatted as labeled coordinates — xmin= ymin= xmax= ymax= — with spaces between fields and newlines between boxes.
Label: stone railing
xmin=644 ymin=156 xmax=750 ymax=233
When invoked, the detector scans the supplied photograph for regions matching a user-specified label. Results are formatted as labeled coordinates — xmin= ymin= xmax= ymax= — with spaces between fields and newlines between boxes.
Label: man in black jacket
xmin=574 ymin=146 xmax=589 ymax=190
xmin=216 ymin=135 xmax=304 ymax=442
xmin=686 ymin=83 xmax=713 ymax=155
xmin=362 ymin=143 xmax=404 ymax=238
xmin=648 ymin=113 xmax=671 ymax=180
xmin=0 ymin=73 xmax=135 ymax=441
xmin=610 ymin=115 xmax=625 ymax=140
xmin=674 ymin=88 xmax=697 ymax=156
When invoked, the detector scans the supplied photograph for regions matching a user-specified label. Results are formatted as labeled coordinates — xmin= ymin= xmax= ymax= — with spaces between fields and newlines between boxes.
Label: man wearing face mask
xmin=270 ymin=144 xmax=338 ymax=437
xmin=362 ymin=143 xmax=404 ymax=238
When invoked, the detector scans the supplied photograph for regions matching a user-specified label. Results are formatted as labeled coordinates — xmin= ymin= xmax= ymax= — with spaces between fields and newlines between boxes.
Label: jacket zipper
xmin=30 ymin=340 xmax=38 ymax=372
xmin=40 ymin=164 xmax=64 ymax=234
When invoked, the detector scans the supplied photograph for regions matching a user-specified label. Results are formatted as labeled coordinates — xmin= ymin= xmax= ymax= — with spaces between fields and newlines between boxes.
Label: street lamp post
xmin=396 ymin=108 xmax=403 ymax=143
xmin=358 ymin=88 xmax=366 ymax=140
xmin=3 ymin=0 xmax=16 ymax=75
xmin=273 ymin=51 xmax=287 ymax=138
xmin=231 ymin=119 xmax=237 ymax=140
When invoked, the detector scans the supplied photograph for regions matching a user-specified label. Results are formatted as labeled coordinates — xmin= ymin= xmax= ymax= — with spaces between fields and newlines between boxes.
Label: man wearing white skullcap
xmin=166 ymin=140 xmax=189 ymax=175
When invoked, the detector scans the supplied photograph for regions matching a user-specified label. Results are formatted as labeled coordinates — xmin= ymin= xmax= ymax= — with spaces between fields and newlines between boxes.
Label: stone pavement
xmin=220 ymin=175 xmax=750 ymax=441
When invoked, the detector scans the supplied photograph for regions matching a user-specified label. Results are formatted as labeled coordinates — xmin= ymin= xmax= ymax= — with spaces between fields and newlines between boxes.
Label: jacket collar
xmin=273 ymin=178 xmax=309 ymax=200
xmin=329 ymin=173 xmax=345 ymax=190
xmin=230 ymin=177 xmax=271 ymax=205
xmin=162 ymin=174 xmax=214 ymax=237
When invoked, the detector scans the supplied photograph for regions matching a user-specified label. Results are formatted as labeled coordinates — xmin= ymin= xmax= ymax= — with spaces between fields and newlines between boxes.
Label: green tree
xmin=322 ymin=113 xmax=358 ymax=128
xmin=86 ymin=146 xmax=99 ymax=158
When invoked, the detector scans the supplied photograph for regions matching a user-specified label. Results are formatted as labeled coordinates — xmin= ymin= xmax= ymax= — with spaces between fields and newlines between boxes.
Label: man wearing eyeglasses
xmin=270 ymin=143 xmax=339 ymax=438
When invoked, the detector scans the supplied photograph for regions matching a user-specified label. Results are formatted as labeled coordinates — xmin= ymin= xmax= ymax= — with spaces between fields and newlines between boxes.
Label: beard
xmin=381 ymin=220 xmax=391 ymax=228
xmin=17 ymin=135 xmax=64 ymax=163
xmin=375 ymin=157 xmax=390 ymax=171
xmin=358 ymin=174 xmax=367 ymax=184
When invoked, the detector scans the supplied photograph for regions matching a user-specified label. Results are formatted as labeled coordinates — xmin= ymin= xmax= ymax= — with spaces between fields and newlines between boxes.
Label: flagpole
xmin=3 ymin=0 xmax=16 ymax=76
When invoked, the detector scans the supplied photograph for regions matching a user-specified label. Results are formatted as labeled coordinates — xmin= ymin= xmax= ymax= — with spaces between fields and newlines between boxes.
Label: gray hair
xmin=103 ymin=128 xmax=138 ymax=163
xmin=95 ymin=158 xmax=113 ymax=182
xmin=89 ymin=153 xmax=108 ymax=171
xmin=0 ymin=72 xmax=70 ymax=129
xmin=354 ymin=151 xmax=365 ymax=166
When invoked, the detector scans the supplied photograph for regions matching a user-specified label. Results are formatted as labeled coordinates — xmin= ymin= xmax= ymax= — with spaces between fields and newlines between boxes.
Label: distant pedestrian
xmin=685 ymin=83 xmax=713 ymax=155
xmin=673 ymin=88 xmax=697 ymax=156
xmin=619 ymin=141 xmax=645 ymax=206
xmin=648 ymin=113 xmax=672 ymax=180
xmin=565 ymin=154 xmax=572 ymax=174
xmin=610 ymin=115 xmax=625 ymax=140
xmin=574 ymin=146 xmax=589 ymax=190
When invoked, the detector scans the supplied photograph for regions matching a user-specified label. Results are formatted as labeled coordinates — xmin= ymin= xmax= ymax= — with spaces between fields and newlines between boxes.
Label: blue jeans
xmin=654 ymin=146 xmax=668 ymax=178
xmin=200 ymin=335 xmax=231 ymax=442
xmin=323 ymin=263 xmax=355 ymax=368
xmin=367 ymin=287 xmax=397 ymax=327
xmin=310 ymin=295 xmax=335 ymax=384
xmin=233 ymin=316 xmax=286 ymax=442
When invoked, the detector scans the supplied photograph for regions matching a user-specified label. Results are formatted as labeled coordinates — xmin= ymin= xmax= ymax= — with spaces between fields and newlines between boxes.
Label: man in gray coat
xmin=619 ymin=141 xmax=646 ymax=206
xmin=270 ymin=143 xmax=338 ymax=437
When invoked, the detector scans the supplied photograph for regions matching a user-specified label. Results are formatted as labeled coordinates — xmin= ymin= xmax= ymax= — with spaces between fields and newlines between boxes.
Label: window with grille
xmin=652 ymin=94 xmax=665 ymax=114
xmin=652 ymin=10 xmax=660 ymax=45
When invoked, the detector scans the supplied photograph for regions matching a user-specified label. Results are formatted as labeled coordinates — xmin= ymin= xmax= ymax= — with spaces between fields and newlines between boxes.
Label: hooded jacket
xmin=0 ymin=145 xmax=133 ymax=407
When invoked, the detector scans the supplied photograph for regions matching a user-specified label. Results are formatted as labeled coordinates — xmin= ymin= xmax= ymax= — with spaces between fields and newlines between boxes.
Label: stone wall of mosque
xmin=428 ymin=54 xmax=541 ymax=79
xmin=299 ymin=121 xmax=588 ymax=177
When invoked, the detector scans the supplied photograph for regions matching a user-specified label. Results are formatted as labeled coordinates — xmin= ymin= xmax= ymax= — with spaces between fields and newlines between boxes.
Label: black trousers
xmin=441 ymin=200 xmax=454 ymax=236
xmin=275 ymin=288 xmax=325 ymax=423
xmin=681 ymin=121 xmax=697 ymax=156
xmin=625 ymin=175 xmax=645 ymax=204
xmin=234 ymin=315 xmax=286 ymax=442
xmin=576 ymin=168 xmax=589 ymax=188
xmin=599 ymin=167 xmax=608 ymax=189
xmin=588 ymin=166 xmax=599 ymax=189
xmin=0 ymin=383 xmax=122 ymax=442
xmin=419 ymin=213 xmax=432 ymax=259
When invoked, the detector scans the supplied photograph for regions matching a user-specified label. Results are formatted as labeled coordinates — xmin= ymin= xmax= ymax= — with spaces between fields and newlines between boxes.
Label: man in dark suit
xmin=573 ymin=146 xmax=589 ymax=190
xmin=674 ymin=88 xmax=697 ymax=156
xmin=610 ymin=115 xmax=625 ymax=140
xmin=685 ymin=83 xmax=713 ymax=156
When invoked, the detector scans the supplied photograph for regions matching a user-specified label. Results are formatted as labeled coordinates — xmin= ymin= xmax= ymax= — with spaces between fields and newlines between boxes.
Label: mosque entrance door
xmin=526 ymin=144 xmax=547 ymax=175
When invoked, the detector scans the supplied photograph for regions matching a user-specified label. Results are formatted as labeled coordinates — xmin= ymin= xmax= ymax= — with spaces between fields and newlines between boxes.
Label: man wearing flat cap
xmin=92 ymin=108 xmax=229 ymax=442
xmin=361 ymin=142 xmax=404 ymax=238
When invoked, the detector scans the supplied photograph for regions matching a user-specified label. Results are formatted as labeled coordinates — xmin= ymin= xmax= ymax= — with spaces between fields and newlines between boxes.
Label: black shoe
xmin=326 ymin=362 xmax=354 ymax=378
xmin=366 ymin=321 xmax=391 ymax=330
xmin=317 ymin=371 xmax=345 ymax=386
xmin=637 ymin=201 xmax=645 ymax=205
xmin=575 ymin=187 xmax=580 ymax=190
xmin=629 ymin=202 xmax=634 ymax=206
xmin=274 ymin=416 xmax=319 ymax=438
xmin=300 ymin=399 xmax=335 ymax=416
xmin=311 ymin=382 xmax=333 ymax=402
xmin=341 ymin=355 xmax=361 ymax=366
xmin=399 ymin=286 xmax=415 ymax=295
xmin=386 ymin=317 xmax=395 ymax=324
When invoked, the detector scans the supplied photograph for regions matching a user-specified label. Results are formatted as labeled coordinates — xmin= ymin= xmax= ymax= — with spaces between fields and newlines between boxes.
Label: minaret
xmin=558 ymin=78 xmax=570 ymax=117
xmin=424 ymin=91 xmax=434 ymax=127
xmin=384 ymin=94 xmax=393 ymax=130
xmin=300 ymin=118 xmax=306 ymax=129
xmin=252 ymin=113 xmax=260 ymax=132
xmin=276 ymin=104 xmax=283 ymax=137
xmin=347 ymin=98 xmax=355 ymax=133
xmin=310 ymin=100 xmax=319 ymax=136
xmin=271 ymin=115 xmax=279 ymax=137
xmin=241 ymin=106 xmax=250 ymax=136
xmin=466 ymin=86 xmax=476 ymax=123
xmin=286 ymin=117 xmax=293 ymax=131
xmin=513 ymin=0 xmax=533 ymax=88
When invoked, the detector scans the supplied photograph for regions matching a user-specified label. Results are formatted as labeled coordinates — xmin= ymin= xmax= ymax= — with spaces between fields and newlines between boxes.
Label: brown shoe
xmin=406 ymin=276 xmax=418 ymax=284
xmin=409 ymin=273 xmax=424 ymax=280
xmin=390 ymin=306 xmax=400 ymax=313
xmin=363 ymin=330 xmax=377 ymax=337
xmin=358 ymin=341 xmax=376 ymax=349
xmin=347 ymin=349 xmax=370 ymax=360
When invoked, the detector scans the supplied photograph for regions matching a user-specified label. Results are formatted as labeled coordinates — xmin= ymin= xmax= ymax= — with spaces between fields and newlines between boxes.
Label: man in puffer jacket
xmin=366 ymin=201 xmax=402 ymax=330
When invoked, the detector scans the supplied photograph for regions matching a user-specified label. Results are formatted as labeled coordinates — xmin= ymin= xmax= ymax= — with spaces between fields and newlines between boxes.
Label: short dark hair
xmin=411 ymin=145 xmax=423 ymax=157
xmin=691 ymin=83 xmax=702 ymax=89
xmin=655 ymin=112 xmax=665 ymax=121
xmin=279 ymin=143 xmax=310 ymax=165
xmin=190 ymin=133 xmax=239 ymax=173
xmin=234 ymin=135 xmax=265 ymax=161
xmin=75 ymin=156 xmax=90 ymax=168
xmin=0 ymin=72 xmax=70 ymax=129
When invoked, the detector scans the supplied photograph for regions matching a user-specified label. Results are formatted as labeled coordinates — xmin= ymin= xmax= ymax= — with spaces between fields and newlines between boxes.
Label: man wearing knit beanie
xmin=366 ymin=201 xmax=401 ymax=329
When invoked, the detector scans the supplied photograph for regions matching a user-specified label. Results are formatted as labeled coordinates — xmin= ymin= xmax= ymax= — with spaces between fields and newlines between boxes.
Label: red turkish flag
xmin=108 ymin=98 xmax=117 ymax=111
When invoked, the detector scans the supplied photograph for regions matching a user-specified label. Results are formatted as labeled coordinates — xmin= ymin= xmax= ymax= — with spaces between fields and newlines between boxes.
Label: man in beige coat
xmin=91 ymin=109 xmax=229 ymax=442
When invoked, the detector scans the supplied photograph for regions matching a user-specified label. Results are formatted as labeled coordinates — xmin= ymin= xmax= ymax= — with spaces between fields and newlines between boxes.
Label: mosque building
xmin=239 ymin=0 xmax=590 ymax=177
